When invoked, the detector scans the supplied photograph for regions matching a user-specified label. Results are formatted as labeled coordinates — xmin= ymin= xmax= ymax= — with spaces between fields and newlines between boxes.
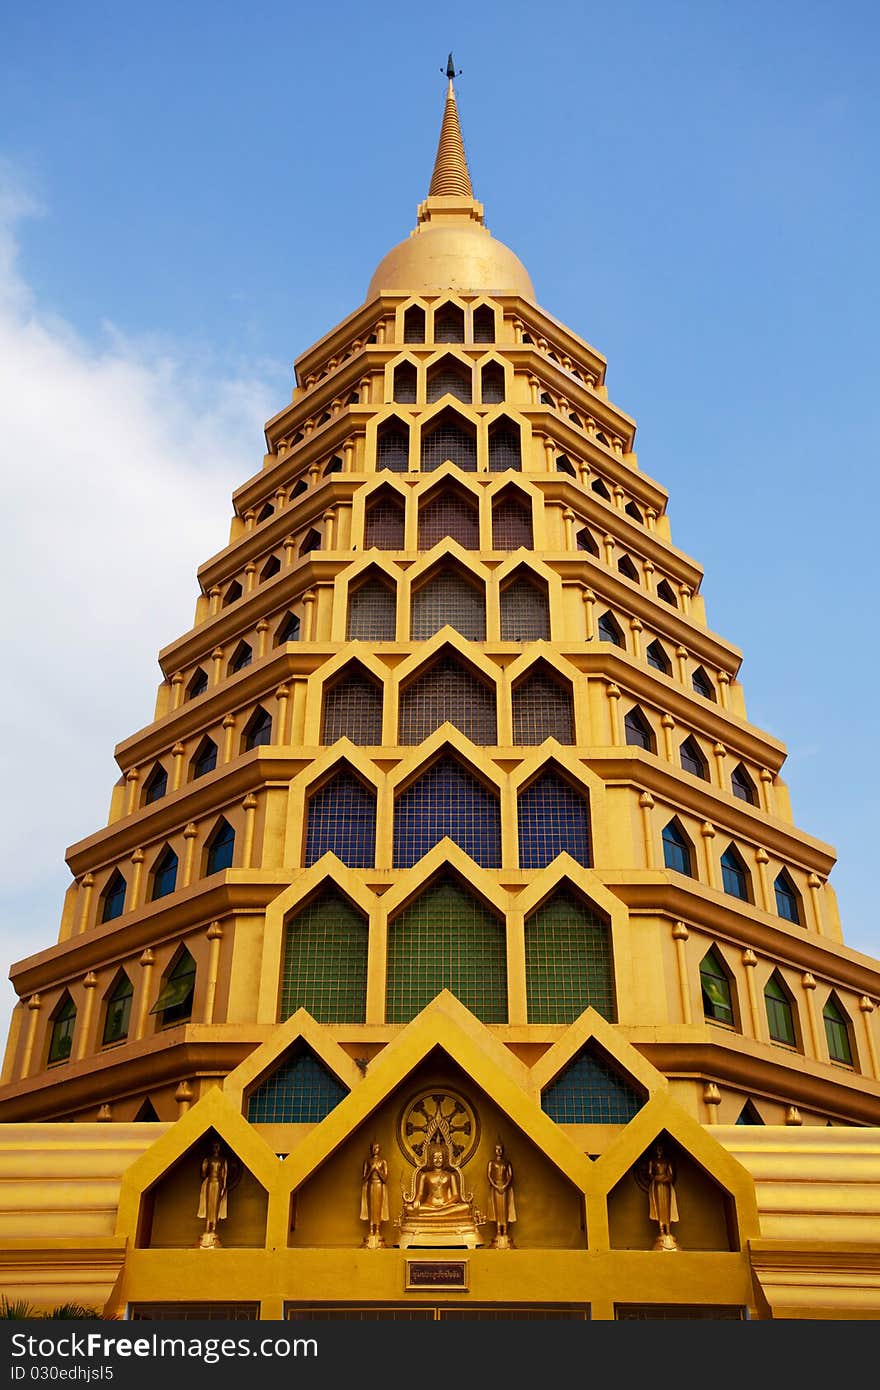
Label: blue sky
xmin=1 ymin=0 xmax=878 ymax=1038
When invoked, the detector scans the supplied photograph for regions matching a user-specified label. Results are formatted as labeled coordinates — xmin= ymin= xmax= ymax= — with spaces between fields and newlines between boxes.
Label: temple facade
xmin=0 ymin=72 xmax=878 ymax=1321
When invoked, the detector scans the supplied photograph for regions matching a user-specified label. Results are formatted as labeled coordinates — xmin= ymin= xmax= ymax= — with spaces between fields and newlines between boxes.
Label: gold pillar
xmin=676 ymin=644 xmax=688 ymax=684
xmin=639 ymin=791 xmax=655 ymax=869
xmin=130 ymin=847 xmax=145 ymax=909
xmin=182 ymin=822 xmax=198 ymax=887
xmin=742 ymin=949 xmax=762 ymax=1039
xmin=712 ymin=741 xmax=726 ymax=790
xmin=859 ymin=997 xmax=879 ymax=1079
xmin=223 ymin=713 xmax=236 ymax=763
xmin=171 ymin=740 xmax=185 ymax=791
xmin=563 ymin=507 xmax=575 ymax=549
xmin=808 ymin=873 xmax=824 ymax=935
xmin=74 ymin=972 xmax=98 ymax=1060
xmin=175 ymin=1081 xmax=194 ymax=1116
xmin=171 ymin=672 xmax=184 ymax=711
xmin=672 ymin=921 xmax=691 ymax=1023
xmin=760 ymin=767 xmax=775 ymax=815
xmin=661 ymin=712 xmax=675 ymax=762
xmin=211 ymin=645 xmax=224 ymax=684
xmin=245 ymin=562 xmax=256 ymax=594
xmin=703 ymin=1081 xmax=721 ymax=1124
xmin=602 ymin=533 xmax=614 ymax=567
xmin=21 ymin=995 xmax=41 ymax=1078
xmin=134 ymin=949 xmax=155 ymax=1041
xmin=303 ymin=588 xmax=317 ymax=640
xmin=582 ymin=588 xmax=595 ymax=639
xmin=204 ymin=922 xmax=224 ymax=1024
xmin=802 ymin=972 xmax=820 ymax=1056
xmin=77 ymin=873 xmax=95 ymax=935
xmin=242 ymin=793 xmax=258 ymax=869
xmin=323 ymin=507 xmax=336 ymax=550
xmin=208 ymin=585 xmax=221 ymax=616
xmin=276 ymin=683 xmax=291 ymax=744
xmin=125 ymin=768 xmax=139 ymax=815
xmin=645 ymin=507 xmax=657 ymax=533
xmin=606 ymin=682 xmax=622 ymax=745
xmin=718 ymin=670 xmax=731 ymax=710
xmin=629 ymin=616 xmax=643 ymax=660
xmin=755 ymin=847 xmax=771 ymax=912
xmin=701 ymin=821 xmax=716 ymax=888
xmin=256 ymin=618 xmax=269 ymax=659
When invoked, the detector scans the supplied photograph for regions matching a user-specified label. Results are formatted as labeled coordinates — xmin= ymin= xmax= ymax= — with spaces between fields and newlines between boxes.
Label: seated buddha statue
xmin=397 ymin=1140 xmax=482 ymax=1249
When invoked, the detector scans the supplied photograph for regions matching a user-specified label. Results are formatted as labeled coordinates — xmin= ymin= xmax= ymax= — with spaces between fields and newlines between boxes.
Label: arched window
xmin=321 ymin=666 xmax=384 ymax=745
xmin=393 ymin=755 xmax=501 ymax=868
xmin=280 ymin=888 xmax=367 ymax=1023
xmin=540 ymin=391 xmax=555 ymax=407
xmin=288 ymin=477 xmax=308 ymax=500
xmin=420 ymin=409 xmax=477 ymax=472
xmin=275 ymin=611 xmax=301 ymax=645
xmin=186 ymin=667 xmax=208 ymax=700
xmin=190 ymin=736 xmax=218 ymax=780
xmin=500 ymin=573 xmax=550 ymax=641
xmin=473 ymin=305 xmax=496 ymax=342
xmin=364 ymin=491 xmax=405 ymax=549
xmin=662 ymin=819 xmax=693 ymax=876
xmin=48 ymin=993 xmax=76 ymax=1064
xmin=305 ymin=768 xmax=376 ymax=867
xmin=518 ymin=769 xmax=591 ymax=868
xmin=377 ymin=418 xmax=410 ymax=473
xmin=736 ymin=1100 xmax=764 ymax=1125
xmin=525 ymin=887 xmax=615 ymax=1023
xmin=700 ymin=948 xmax=734 ymax=1024
xmin=692 ymin=666 xmax=716 ymax=701
xmin=764 ymin=973 xmax=797 ymax=1046
xmin=150 ymin=845 xmax=178 ymax=901
xmin=488 ymin=419 xmax=521 ymax=472
xmin=260 ymin=555 xmax=281 ymax=582
xmin=598 ymin=611 xmax=624 ymax=646
xmin=721 ymin=844 xmax=751 ymax=901
xmin=386 ymin=874 xmax=507 ymax=1023
xmin=418 ymin=487 xmax=480 ymax=549
xmin=481 ymin=362 xmax=505 ymax=402
xmin=399 ymin=654 xmax=496 ymax=746
xmin=150 ymin=949 xmax=195 ymax=1027
xmin=257 ymin=502 xmax=274 ymax=522
xmin=625 ymin=500 xmax=644 ymax=523
xmin=512 ymin=667 xmax=574 ymax=744
xmin=556 ymin=455 xmax=576 ymax=478
xmin=646 ymin=640 xmax=671 ymax=675
xmin=403 ymin=304 xmax=426 ymax=343
xmin=347 ymin=573 xmax=397 ymax=641
xmin=576 ymin=527 xmax=599 ymax=556
xmin=102 ymin=973 xmax=134 ymax=1046
xmin=142 ymin=763 xmax=167 ymax=805
xmin=591 ymin=477 xmax=610 ymax=500
xmin=299 ymin=528 xmax=321 ymax=557
xmin=657 ymin=579 xmax=677 ymax=607
xmin=247 ymin=1045 xmax=347 ymax=1122
xmin=680 ymin=735 xmax=709 ymax=780
xmin=393 ymin=361 xmax=417 ymax=402
xmin=617 ymin=555 xmax=639 ymax=582
xmin=624 ymin=707 xmax=655 ymax=752
xmin=228 ymin=640 xmax=252 ymax=675
xmin=731 ymin=764 xmax=758 ymax=805
xmin=774 ymin=869 xmax=802 ymax=925
xmin=222 ymin=580 xmax=242 ymax=607
xmin=823 ymin=995 xmax=853 ymax=1065
xmin=492 ymin=493 xmax=533 ymax=549
xmin=433 ymin=302 xmax=465 ymax=342
xmin=325 ymin=456 xmax=343 ymax=477
xmin=410 ymin=567 xmax=485 ymax=641
xmin=100 ymin=868 xmax=127 ymax=923
xmin=242 ymin=706 xmax=273 ymax=752
xmin=205 ymin=818 xmax=235 ymax=875
xmin=541 ymin=1049 xmax=644 ymax=1124
xmin=426 ymin=357 xmax=472 ymax=403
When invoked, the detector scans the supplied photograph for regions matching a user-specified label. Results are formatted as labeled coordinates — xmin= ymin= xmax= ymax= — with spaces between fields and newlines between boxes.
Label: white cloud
xmin=0 ymin=173 xmax=282 ymax=1043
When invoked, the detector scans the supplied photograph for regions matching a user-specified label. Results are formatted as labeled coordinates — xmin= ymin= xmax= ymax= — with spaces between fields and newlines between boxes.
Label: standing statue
xmin=197 ymin=1138 xmax=229 ymax=1248
xmin=647 ymin=1140 xmax=679 ymax=1251
xmin=486 ymin=1141 xmax=516 ymax=1249
xmin=359 ymin=1141 xmax=389 ymax=1248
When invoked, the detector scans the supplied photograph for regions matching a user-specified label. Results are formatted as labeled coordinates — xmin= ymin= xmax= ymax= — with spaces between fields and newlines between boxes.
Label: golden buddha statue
xmin=397 ymin=1138 xmax=482 ymax=1249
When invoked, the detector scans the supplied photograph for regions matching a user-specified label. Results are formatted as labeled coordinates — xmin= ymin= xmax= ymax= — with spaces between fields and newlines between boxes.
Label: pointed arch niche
xmin=137 ymin=1127 xmax=268 ymax=1250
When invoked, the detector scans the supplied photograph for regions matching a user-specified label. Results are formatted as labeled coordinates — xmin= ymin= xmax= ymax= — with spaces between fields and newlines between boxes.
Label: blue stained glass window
xmin=151 ymin=846 xmax=178 ymax=900
xmin=410 ymin=569 xmax=485 ymax=641
xmin=101 ymin=869 xmax=127 ymax=923
xmin=541 ymin=1049 xmax=643 ymax=1123
xmin=205 ymin=818 xmax=235 ymax=874
xmin=305 ymin=770 xmax=376 ymax=867
xmin=247 ymin=1048 xmax=347 ymax=1123
xmin=721 ymin=845 xmax=750 ymax=901
xmin=518 ymin=770 xmax=591 ymax=868
xmin=774 ymin=870 xmax=801 ymax=924
xmin=143 ymin=764 xmax=167 ymax=804
xmin=662 ymin=821 xmax=692 ymax=876
xmin=191 ymin=737 xmax=218 ymax=779
xmin=393 ymin=755 xmax=501 ymax=868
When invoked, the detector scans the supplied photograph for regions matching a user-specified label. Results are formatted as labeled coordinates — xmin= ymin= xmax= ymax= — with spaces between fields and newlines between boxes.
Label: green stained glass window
xmin=541 ymin=1049 xmax=643 ymax=1123
xmin=386 ymin=875 xmax=507 ymax=1023
xmin=48 ymin=993 xmax=76 ymax=1064
xmin=525 ymin=889 xmax=615 ymax=1024
xmin=823 ymin=996 xmax=853 ymax=1065
xmin=280 ymin=889 xmax=367 ymax=1023
xmin=764 ymin=975 xmax=796 ymax=1045
xmin=151 ymin=950 xmax=196 ymax=1025
xmin=247 ymin=1047 xmax=347 ymax=1123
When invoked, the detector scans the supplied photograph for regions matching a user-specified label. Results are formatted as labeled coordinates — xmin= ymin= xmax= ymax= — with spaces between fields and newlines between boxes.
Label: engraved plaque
xmin=405 ymin=1259 xmax=469 ymax=1291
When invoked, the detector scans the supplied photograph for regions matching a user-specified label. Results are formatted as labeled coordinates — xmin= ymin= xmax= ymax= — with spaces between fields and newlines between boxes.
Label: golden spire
xmin=428 ymin=55 xmax=473 ymax=198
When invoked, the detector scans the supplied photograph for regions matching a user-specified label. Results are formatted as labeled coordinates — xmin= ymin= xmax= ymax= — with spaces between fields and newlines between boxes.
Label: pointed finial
xmin=429 ymin=56 xmax=473 ymax=198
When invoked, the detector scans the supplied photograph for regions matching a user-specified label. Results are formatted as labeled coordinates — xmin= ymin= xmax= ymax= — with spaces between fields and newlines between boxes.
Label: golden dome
xmin=365 ymin=76 xmax=535 ymax=303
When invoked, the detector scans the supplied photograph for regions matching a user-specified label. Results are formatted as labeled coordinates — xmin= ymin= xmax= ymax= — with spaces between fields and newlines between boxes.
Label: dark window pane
xmin=426 ymin=362 xmax=471 ymax=403
xmin=492 ymin=496 xmax=532 ymax=549
xmin=512 ymin=669 xmax=573 ymax=744
xmin=206 ymin=819 xmax=235 ymax=874
xmin=625 ymin=709 xmax=654 ymax=752
xmin=721 ymin=848 xmax=749 ymax=900
xmin=542 ymin=1050 xmax=642 ymax=1123
xmin=765 ymin=977 xmax=796 ymax=1045
xmin=48 ymin=995 xmax=76 ymax=1063
xmin=192 ymin=738 xmax=218 ymax=778
xmin=151 ymin=848 xmax=178 ymax=900
xmin=103 ymin=975 xmax=134 ymax=1045
xmin=662 ymin=822 xmax=692 ymax=876
xmin=518 ymin=771 xmax=591 ymax=868
xmin=399 ymin=655 xmax=496 ymax=745
xmin=420 ymin=417 xmax=477 ymax=472
xmin=377 ymin=422 xmax=409 ymax=473
xmin=348 ymin=576 xmax=397 ymax=641
xmin=500 ymin=576 xmax=550 ymax=641
xmin=410 ymin=570 xmax=485 ymax=641
xmin=488 ymin=423 xmax=521 ymax=472
xmin=823 ymin=998 xmax=852 ymax=1064
xmin=243 ymin=708 xmax=273 ymax=751
xmin=418 ymin=489 xmax=479 ymax=549
xmin=393 ymin=756 xmax=501 ymax=868
xmin=305 ymin=770 xmax=376 ymax=867
xmin=322 ymin=669 xmax=384 ymax=745
xmin=101 ymin=870 xmax=127 ymax=923
xmin=364 ymin=497 xmax=405 ymax=549
xmin=700 ymin=952 xmax=733 ymax=1024
xmin=248 ymin=1047 xmax=347 ymax=1121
